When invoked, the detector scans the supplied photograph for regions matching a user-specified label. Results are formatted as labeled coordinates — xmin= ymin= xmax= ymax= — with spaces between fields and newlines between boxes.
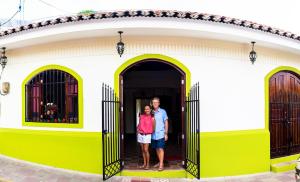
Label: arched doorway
xmin=269 ymin=70 xmax=300 ymax=158
xmin=119 ymin=59 xmax=186 ymax=170
xmin=102 ymin=54 xmax=200 ymax=180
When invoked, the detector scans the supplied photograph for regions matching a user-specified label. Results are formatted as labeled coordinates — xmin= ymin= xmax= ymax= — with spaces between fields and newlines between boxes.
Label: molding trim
xmin=1 ymin=10 xmax=299 ymax=42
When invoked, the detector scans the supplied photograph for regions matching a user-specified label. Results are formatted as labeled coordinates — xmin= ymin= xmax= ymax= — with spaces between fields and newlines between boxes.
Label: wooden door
xmin=270 ymin=71 xmax=300 ymax=158
xmin=288 ymin=73 xmax=300 ymax=154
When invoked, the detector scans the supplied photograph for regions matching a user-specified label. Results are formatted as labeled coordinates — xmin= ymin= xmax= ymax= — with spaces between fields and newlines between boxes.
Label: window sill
xmin=23 ymin=121 xmax=83 ymax=128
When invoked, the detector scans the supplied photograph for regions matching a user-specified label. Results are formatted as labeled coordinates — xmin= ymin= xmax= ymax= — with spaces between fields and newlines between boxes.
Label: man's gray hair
xmin=152 ymin=97 xmax=160 ymax=102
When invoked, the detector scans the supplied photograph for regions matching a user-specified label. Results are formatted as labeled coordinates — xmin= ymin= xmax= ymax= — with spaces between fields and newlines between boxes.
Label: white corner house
xmin=0 ymin=9 xmax=299 ymax=180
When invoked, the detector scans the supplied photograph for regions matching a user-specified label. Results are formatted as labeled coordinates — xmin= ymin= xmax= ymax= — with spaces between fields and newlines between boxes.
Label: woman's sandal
xmin=144 ymin=165 xmax=150 ymax=170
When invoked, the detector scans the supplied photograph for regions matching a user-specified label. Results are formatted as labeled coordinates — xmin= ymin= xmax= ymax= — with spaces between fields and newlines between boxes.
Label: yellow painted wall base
xmin=0 ymin=128 xmax=271 ymax=178
xmin=0 ymin=128 xmax=102 ymax=174
xmin=200 ymin=129 xmax=270 ymax=177
xmin=119 ymin=129 xmax=271 ymax=178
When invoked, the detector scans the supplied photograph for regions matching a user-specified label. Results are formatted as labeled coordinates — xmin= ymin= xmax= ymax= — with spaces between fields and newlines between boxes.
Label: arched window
xmin=25 ymin=69 xmax=78 ymax=123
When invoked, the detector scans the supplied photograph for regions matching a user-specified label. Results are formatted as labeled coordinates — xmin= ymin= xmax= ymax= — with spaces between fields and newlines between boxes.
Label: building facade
xmin=0 ymin=10 xmax=299 ymax=180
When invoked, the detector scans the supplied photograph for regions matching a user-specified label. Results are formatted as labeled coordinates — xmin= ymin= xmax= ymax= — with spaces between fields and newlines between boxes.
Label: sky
xmin=0 ymin=0 xmax=300 ymax=35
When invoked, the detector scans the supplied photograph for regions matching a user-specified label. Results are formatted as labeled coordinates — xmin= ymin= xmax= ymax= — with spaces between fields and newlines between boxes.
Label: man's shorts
xmin=151 ymin=138 xmax=165 ymax=149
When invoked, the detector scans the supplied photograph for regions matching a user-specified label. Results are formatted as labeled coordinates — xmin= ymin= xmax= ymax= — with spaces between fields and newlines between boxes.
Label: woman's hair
xmin=144 ymin=104 xmax=154 ymax=116
xmin=144 ymin=105 xmax=151 ymax=109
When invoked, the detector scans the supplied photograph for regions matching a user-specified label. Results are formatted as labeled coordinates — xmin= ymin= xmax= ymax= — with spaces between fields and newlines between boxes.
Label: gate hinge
xmin=181 ymin=80 xmax=184 ymax=85
xmin=120 ymin=80 xmax=123 ymax=85
xmin=121 ymin=134 xmax=124 ymax=140
xmin=120 ymin=106 xmax=123 ymax=112
xmin=182 ymin=107 xmax=184 ymax=112
xmin=182 ymin=134 xmax=184 ymax=139
xmin=182 ymin=160 xmax=185 ymax=166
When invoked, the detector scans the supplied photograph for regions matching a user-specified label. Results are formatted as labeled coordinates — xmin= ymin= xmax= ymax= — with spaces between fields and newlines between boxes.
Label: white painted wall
xmin=0 ymin=36 xmax=299 ymax=132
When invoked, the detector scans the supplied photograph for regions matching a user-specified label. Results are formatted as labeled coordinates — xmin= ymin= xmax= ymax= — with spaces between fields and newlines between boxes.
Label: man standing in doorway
xmin=151 ymin=97 xmax=168 ymax=171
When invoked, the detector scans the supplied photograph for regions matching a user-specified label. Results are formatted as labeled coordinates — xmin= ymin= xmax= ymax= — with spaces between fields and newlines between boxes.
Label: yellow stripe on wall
xmin=0 ymin=128 xmax=270 ymax=178
xmin=200 ymin=129 xmax=270 ymax=177
xmin=0 ymin=128 xmax=101 ymax=174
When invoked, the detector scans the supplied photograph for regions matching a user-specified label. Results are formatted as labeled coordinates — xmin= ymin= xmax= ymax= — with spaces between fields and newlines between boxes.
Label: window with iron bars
xmin=25 ymin=69 xmax=78 ymax=123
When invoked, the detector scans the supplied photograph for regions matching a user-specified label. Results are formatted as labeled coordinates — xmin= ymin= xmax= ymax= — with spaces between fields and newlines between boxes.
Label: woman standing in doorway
xmin=137 ymin=105 xmax=155 ymax=170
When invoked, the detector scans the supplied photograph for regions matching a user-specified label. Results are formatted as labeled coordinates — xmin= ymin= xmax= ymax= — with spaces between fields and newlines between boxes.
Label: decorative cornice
xmin=0 ymin=10 xmax=299 ymax=42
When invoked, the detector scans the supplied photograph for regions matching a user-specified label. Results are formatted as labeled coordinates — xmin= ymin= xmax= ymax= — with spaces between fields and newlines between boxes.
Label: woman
xmin=137 ymin=105 xmax=155 ymax=170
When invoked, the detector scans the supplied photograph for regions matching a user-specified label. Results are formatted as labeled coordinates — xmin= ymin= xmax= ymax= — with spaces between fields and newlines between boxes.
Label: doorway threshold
xmin=120 ymin=169 xmax=187 ymax=178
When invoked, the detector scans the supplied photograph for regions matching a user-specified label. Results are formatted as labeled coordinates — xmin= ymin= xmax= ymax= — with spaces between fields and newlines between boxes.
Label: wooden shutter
xmin=65 ymin=74 xmax=78 ymax=123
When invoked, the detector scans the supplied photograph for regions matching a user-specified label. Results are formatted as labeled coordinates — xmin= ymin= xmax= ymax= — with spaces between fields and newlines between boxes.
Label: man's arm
xmin=164 ymin=119 xmax=168 ymax=141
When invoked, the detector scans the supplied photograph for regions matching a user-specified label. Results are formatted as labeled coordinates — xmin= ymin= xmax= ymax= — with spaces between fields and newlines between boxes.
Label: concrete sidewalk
xmin=108 ymin=171 xmax=295 ymax=182
xmin=0 ymin=154 xmax=296 ymax=182
xmin=0 ymin=155 xmax=101 ymax=182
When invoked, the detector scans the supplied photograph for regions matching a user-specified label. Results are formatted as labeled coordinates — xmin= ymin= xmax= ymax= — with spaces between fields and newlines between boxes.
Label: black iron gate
xmin=102 ymin=83 xmax=122 ymax=181
xmin=185 ymin=82 xmax=200 ymax=179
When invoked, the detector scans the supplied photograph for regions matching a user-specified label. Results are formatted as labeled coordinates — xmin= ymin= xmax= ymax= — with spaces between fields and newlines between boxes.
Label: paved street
xmin=0 ymin=155 xmax=296 ymax=182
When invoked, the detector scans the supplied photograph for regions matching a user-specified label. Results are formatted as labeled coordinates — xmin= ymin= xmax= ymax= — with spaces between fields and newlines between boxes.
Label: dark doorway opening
xmin=120 ymin=59 xmax=185 ymax=170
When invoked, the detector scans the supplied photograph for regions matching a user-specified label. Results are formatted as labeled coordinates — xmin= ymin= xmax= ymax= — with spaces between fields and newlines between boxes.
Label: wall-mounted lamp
xmin=116 ymin=31 xmax=125 ymax=57
xmin=0 ymin=47 xmax=9 ymax=96
xmin=249 ymin=41 xmax=257 ymax=64
xmin=1 ymin=82 xmax=9 ymax=95
xmin=0 ymin=47 xmax=7 ymax=69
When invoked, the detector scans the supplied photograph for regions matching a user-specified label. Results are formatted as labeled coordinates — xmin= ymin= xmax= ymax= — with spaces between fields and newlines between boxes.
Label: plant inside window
xmin=25 ymin=69 xmax=78 ymax=123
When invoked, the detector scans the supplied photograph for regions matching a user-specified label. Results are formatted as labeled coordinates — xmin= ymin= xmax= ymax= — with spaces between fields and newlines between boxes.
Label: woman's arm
xmin=137 ymin=116 xmax=141 ymax=133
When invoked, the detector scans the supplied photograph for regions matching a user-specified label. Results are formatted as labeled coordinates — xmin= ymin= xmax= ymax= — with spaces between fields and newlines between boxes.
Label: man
xmin=151 ymin=97 xmax=168 ymax=171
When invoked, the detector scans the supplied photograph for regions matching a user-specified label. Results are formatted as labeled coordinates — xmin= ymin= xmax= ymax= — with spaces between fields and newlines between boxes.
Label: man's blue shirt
xmin=152 ymin=108 xmax=168 ymax=140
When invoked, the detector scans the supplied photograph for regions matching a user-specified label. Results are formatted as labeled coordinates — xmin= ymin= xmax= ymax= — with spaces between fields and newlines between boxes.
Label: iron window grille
xmin=25 ymin=69 xmax=78 ymax=123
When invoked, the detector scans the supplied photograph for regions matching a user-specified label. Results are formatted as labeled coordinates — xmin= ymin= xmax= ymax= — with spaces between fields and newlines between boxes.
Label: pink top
xmin=138 ymin=114 xmax=154 ymax=134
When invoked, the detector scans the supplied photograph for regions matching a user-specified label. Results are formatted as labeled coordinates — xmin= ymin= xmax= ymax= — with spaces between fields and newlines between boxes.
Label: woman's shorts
xmin=137 ymin=133 xmax=151 ymax=144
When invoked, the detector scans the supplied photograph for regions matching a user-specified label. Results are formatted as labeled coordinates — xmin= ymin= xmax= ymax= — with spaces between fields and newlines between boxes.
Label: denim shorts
xmin=151 ymin=138 xmax=165 ymax=149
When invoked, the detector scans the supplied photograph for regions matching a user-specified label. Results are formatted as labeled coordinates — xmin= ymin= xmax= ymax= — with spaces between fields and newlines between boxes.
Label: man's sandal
xmin=153 ymin=163 xmax=160 ymax=168
xmin=139 ymin=165 xmax=146 ymax=169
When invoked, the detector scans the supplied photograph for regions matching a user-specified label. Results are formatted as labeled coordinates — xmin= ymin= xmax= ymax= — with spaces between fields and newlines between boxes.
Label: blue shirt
xmin=152 ymin=108 xmax=168 ymax=140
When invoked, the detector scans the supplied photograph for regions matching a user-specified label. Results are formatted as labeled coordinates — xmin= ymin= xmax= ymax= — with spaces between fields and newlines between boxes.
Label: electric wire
xmin=0 ymin=0 xmax=22 ymax=27
xmin=34 ymin=0 xmax=71 ymax=14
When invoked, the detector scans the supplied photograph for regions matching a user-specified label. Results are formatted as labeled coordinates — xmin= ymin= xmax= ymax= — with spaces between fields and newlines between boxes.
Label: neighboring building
xmin=0 ymin=10 xmax=299 ymax=180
